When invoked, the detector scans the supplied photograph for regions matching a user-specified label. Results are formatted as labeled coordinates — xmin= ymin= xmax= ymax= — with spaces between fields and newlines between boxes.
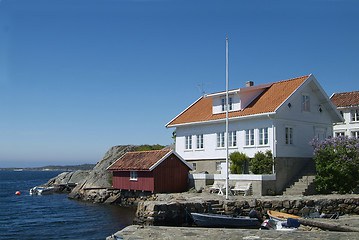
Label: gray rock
xmin=68 ymin=145 xmax=137 ymax=202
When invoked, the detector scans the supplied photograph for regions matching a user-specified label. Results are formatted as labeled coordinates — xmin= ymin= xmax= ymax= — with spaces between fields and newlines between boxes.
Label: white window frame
xmin=285 ymin=127 xmax=293 ymax=145
xmin=228 ymin=131 xmax=237 ymax=147
xmin=217 ymin=132 xmax=225 ymax=148
xmin=302 ymin=95 xmax=310 ymax=112
xmin=351 ymin=109 xmax=359 ymax=122
xmin=352 ymin=131 xmax=359 ymax=139
xmin=192 ymin=163 xmax=197 ymax=171
xmin=245 ymin=129 xmax=255 ymax=146
xmin=259 ymin=127 xmax=269 ymax=145
xmin=196 ymin=134 xmax=204 ymax=149
xmin=335 ymin=132 xmax=345 ymax=137
xmin=221 ymin=97 xmax=233 ymax=112
xmin=216 ymin=161 xmax=224 ymax=171
xmin=185 ymin=135 xmax=192 ymax=150
xmin=130 ymin=171 xmax=138 ymax=181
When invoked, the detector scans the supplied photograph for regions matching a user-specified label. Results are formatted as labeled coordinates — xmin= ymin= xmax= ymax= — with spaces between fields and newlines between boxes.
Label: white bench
xmin=209 ymin=181 xmax=226 ymax=195
xmin=231 ymin=182 xmax=252 ymax=196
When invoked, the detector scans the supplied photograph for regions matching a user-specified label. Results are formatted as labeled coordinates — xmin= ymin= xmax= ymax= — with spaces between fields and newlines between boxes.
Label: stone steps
xmin=282 ymin=161 xmax=317 ymax=196
xmin=283 ymin=175 xmax=316 ymax=196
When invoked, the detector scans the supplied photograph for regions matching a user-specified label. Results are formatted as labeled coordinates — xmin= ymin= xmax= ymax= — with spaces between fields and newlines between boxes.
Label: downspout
xmin=268 ymin=114 xmax=276 ymax=174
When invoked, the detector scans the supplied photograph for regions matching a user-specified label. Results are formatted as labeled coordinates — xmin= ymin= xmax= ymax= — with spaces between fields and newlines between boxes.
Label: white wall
xmin=333 ymin=107 xmax=359 ymax=137
xmin=175 ymin=117 xmax=273 ymax=160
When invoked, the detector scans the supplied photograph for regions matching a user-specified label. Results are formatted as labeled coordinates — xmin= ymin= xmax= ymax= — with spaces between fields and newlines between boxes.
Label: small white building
xmin=166 ymin=74 xmax=342 ymax=194
xmin=331 ymin=91 xmax=359 ymax=138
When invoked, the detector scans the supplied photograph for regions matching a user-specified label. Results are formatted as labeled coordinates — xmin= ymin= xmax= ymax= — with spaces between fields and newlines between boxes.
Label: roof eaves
xmin=168 ymin=111 xmax=277 ymax=128
xmin=274 ymin=74 xmax=311 ymax=112
xmin=149 ymin=150 xmax=173 ymax=171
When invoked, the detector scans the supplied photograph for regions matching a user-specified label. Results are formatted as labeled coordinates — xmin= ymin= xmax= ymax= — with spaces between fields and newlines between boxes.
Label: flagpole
xmin=225 ymin=38 xmax=229 ymax=200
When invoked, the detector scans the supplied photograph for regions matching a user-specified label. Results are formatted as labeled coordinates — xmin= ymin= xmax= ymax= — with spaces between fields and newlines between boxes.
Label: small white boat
xmin=261 ymin=218 xmax=299 ymax=231
xmin=29 ymin=186 xmax=55 ymax=195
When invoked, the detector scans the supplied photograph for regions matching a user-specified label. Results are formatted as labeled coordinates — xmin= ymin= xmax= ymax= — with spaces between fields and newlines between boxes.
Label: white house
xmin=331 ymin=91 xmax=359 ymax=138
xmin=166 ymin=74 xmax=343 ymax=194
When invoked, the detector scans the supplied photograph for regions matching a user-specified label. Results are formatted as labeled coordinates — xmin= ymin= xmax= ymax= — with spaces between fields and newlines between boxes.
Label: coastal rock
xmin=43 ymin=170 xmax=90 ymax=187
xmin=68 ymin=145 xmax=137 ymax=202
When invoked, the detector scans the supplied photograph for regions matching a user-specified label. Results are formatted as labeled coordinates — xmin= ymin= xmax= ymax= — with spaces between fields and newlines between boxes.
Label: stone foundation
xmin=135 ymin=196 xmax=359 ymax=226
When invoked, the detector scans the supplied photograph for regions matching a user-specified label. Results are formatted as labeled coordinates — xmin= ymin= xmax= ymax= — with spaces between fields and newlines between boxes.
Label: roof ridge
xmin=272 ymin=75 xmax=310 ymax=84
xmin=333 ymin=90 xmax=359 ymax=95
xmin=126 ymin=149 xmax=171 ymax=154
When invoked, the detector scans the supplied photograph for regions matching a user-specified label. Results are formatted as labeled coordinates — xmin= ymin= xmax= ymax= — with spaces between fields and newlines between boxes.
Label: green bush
xmin=134 ymin=144 xmax=165 ymax=151
xmin=229 ymin=152 xmax=249 ymax=174
xmin=250 ymin=150 xmax=273 ymax=174
xmin=311 ymin=136 xmax=359 ymax=194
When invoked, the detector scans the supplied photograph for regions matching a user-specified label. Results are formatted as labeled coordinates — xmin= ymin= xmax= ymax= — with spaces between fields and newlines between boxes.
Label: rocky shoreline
xmin=35 ymin=144 xmax=359 ymax=238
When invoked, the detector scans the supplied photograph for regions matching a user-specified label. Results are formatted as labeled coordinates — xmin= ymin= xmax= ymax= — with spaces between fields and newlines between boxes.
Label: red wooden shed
xmin=107 ymin=149 xmax=193 ymax=193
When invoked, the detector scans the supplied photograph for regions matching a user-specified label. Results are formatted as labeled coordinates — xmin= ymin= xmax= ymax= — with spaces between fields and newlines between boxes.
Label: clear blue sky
xmin=0 ymin=0 xmax=358 ymax=167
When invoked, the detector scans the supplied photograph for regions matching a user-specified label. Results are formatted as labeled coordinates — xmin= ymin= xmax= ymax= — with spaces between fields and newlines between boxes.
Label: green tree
xmin=250 ymin=150 xmax=273 ymax=174
xmin=229 ymin=152 xmax=249 ymax=174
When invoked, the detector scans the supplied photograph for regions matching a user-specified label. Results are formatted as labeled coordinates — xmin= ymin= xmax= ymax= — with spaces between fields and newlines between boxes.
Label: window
xmin=285 ymin=127 xmax=293 ymax=145
xmin=259 ymin=127 xmax=269 ymax=145
xmin=302 ymin=95 xmax=310 ymax=112
xmin=228 ymin=131 xmax=237 ymax=147
xmin=192 ymin=163 xmax=197 ymax=171
xmin=352 ymin=131 xmax=359 ymax=139
xmin=335 ymin=132 xmax=345 ymax=137
xmin=216 ymin=161 xmax=224 ymax=171
xmin=196 ymin=134 xmax=204 ymax=149
xmin=130 ymin=171 xmax=137 ymax=181
xmin=221 ymin=97 xmax=233 ymax=111
xmin=245 ymin=129 xmax=254 ymax=146
xmin=351 ymin=109 xmax=359 ymax=122
xmin=217 ymin=132 xmax=225 ymax=148
xmin=185 ymin=135 xmax=192 ymax=150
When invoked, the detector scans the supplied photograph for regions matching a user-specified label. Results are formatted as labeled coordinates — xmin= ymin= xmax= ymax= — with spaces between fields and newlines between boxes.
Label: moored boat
xmin=267 ymin=210 xmax=301 ymax=221
xmin=191 ymin=212 xmax=259 ymax=228
xmin=29 ymin=186 xmax=55 ymax=195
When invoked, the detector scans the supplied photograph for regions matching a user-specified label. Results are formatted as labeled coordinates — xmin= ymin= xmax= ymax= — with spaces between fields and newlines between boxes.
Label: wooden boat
xmin=267 ymin=210 xmax=301 ymax=221
xmin=191 ymin=213 xmax=259 ymax=228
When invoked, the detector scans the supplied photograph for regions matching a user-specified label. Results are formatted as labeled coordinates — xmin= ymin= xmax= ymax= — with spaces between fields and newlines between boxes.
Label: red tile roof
xmin=330 ymin=91 xmax=359 ymax=108
xmin=166 ymin=75 xmax=309 ymax=126
xmin=107 ymin=149 xmax=172 ymax=171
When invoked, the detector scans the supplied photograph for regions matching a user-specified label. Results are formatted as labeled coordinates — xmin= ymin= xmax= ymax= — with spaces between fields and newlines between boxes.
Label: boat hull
xmin=267 ymin=210 xmax=301 ymax=221
xmin=191 ymin=213 xmax=259 ymax=228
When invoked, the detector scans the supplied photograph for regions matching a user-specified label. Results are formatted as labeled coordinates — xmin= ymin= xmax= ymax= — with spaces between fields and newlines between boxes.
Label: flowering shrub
xmin=310 ymin=136 xmax=359 ymax=194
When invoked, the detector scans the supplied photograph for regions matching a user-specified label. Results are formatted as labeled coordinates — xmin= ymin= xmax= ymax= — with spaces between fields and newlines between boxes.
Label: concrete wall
xmin=274 ymin=157 xmax=313 ymax=194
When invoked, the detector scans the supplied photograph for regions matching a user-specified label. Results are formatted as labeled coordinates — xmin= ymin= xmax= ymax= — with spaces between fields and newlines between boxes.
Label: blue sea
xmin=0 ymin=171 xmax=135 ymax=240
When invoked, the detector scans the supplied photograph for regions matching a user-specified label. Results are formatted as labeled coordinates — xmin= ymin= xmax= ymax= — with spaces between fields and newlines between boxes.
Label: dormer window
xmin=221 ymin=97 xmax=233 ymax=112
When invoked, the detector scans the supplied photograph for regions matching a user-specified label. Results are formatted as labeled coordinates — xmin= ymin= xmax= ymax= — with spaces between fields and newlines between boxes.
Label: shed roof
xmin=107 ymin=149 xmax=193 ymax=171
xmin=330 ymin=91 xmax=359 ymax=108
xmin=166 ymin=75 xmax=309 ymax=127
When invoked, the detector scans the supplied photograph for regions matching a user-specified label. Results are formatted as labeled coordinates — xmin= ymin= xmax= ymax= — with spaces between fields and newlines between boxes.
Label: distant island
xmin=1 ymin=144 xmax=168 ymax=172
xmin=0 ymin=163 xmax=96 ymax=172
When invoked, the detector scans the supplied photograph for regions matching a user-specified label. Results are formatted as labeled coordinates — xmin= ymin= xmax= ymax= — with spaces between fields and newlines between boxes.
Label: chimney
xmin=246 ymin=81 xmax=254 ymax=87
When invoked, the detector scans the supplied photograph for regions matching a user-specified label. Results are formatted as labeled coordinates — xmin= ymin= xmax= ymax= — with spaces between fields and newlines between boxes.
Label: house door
xmin=315 ymin=128 xmax=326 ymax=141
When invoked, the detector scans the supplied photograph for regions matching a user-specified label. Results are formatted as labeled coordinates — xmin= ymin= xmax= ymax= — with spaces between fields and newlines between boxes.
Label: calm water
xmin=0 ymin=171 xmax=135 ymax=240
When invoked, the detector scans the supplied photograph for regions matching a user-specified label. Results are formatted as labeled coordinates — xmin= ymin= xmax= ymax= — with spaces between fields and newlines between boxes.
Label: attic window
xmin=301 ymin=95 xmax=310 ymax=112
xmin=221 ymin=97 xmax=233 ymax=111
xmin=130 ymin=171 xmax=137 ymax=181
